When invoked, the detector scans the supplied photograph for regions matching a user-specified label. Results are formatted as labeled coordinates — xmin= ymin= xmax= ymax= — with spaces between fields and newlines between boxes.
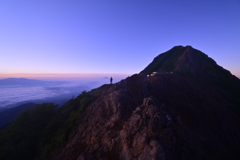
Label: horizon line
xmin=0 ymin=73 xmax=134 ymax=80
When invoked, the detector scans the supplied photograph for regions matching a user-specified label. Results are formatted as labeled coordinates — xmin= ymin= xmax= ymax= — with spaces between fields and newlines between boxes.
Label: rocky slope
xmin=52 ymin=71 xmax=240 ymax=160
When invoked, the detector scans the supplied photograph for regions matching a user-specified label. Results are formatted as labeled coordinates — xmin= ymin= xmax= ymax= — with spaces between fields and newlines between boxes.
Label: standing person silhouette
xmin=110 ymin=77 xmax=113 ymax=84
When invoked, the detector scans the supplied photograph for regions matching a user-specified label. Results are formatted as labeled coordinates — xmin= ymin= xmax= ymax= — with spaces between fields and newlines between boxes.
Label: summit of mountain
xmin=141 ymin=45 xmax=237 ymax=79
xmin=141 ymin=45 xmax=240 ymax=106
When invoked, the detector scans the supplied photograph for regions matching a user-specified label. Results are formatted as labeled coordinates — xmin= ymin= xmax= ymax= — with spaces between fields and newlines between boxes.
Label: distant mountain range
xmin=0 ymin=46 xmax=240 ymax=160
xmin=0 ymin=78 xmax=67 ymax=86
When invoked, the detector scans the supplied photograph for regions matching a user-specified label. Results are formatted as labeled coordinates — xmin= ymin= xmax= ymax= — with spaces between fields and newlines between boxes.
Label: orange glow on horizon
xmin=0 ymin=73 xmax=132 ymax=80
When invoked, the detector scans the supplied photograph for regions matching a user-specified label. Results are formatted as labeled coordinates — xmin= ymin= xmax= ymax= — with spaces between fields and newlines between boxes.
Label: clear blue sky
xmin=1 ymin=0 xmax=240 ymax=78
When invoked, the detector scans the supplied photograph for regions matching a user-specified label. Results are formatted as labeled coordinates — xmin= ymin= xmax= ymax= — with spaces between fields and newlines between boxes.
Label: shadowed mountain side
xmin=0 ymin=92 xmax=93 ymax=160
xmin=141 ymin=45 xmax=240 ymax=109
xmin=0 ymin=103 xmax=36 ymax=129
xmin=141 ymin=46 xmax=239 ymax=81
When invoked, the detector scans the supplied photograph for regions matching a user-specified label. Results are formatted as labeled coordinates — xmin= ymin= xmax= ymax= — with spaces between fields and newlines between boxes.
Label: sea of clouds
xmin=0 ymin=77 xmax=114 ymax=110
xmin=0 ymin=86 xmax=69 ymax=108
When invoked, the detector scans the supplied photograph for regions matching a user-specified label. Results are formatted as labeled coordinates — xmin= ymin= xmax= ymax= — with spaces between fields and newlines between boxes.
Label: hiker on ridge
xmin=110 ymin=77 xmax=113 ymax=84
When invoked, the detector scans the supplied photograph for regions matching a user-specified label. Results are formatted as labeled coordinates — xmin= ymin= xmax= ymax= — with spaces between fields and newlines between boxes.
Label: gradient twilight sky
xmin=0 ymin=0 xmax=240 ymax=78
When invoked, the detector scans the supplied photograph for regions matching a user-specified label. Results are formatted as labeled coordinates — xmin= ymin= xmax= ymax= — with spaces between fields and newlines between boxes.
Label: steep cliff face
xmin=53 ymin=72 xmax=240 ymax=160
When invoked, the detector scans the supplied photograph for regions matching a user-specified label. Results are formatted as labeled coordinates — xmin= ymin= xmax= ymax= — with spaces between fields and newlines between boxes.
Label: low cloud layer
xmin=0 ymin=77 xmax=123 ymax=109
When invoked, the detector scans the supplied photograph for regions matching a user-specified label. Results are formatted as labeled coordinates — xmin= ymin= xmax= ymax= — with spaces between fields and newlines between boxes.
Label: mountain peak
xmin=141 ymin=45 xmax=240 ymax=101
xmin=172 ymin=45 xmax=193 ymax=49
xmin=140 ymin=45 xmax=219 ymax=76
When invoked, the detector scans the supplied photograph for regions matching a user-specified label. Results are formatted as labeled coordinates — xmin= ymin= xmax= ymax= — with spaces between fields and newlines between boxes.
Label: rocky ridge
xmin=53 ymin=71 xmax=240 ymax=160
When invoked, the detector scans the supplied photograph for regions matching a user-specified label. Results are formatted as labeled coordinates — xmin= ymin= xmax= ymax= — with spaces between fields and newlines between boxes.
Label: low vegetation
xmin=0 ymin=90 xmax=93 ymax=160
xmin=141 ymin=46 xmax=185 ymax=74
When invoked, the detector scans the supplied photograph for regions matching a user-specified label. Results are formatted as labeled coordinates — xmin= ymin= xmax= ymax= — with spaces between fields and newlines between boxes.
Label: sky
xmin=0 ymin=0 xmax=240 ymax=79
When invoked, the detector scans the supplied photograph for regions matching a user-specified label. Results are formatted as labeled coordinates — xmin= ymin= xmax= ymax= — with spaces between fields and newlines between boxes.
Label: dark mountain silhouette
xmin=141 ymin=45 xmax=240 ymax=83
xmin=0 ymin=46 xmax=240 ymax=160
